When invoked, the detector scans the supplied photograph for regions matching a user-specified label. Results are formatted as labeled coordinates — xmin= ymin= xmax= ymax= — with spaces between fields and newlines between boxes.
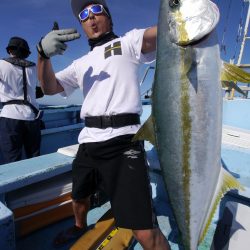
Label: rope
xmin=220 ymin=0 xmax=232 ymax=55
xmin=231 ymin=0 xmax=246 ymax=62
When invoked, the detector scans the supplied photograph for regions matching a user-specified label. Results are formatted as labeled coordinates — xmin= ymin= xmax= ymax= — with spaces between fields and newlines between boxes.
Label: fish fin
xmin=132 ymin=115 xmax=156 ymax=145
xmin=221 ymin=62 xmax=250 ymax=83
xmin=199 ymin=167 xmax=244 ymax=244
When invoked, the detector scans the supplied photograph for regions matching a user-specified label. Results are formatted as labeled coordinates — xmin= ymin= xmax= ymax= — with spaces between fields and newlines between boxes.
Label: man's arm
xmin=142 ymin=26 xmax=157 ymax=54
xmin=37 ymin=27 xmax=80 ymax=95
xmin=37 ymin=56 xmax=64 ymax=95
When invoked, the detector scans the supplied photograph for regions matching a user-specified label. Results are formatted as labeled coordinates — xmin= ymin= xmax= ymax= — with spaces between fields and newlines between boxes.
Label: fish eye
xmin=169 ymin=0 xmax=180 ymax=8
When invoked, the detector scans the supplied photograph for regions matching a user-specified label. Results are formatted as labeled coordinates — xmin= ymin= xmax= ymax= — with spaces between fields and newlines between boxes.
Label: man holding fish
xmin=36 ymin=0 xmax=231 ymax=249
xmin=37 ymin=0 xmax=170 ymax=249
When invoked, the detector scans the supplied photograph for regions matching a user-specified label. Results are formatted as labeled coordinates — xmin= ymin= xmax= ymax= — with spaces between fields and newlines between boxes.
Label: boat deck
xmin=8 ymin=125 xmax=250 ymax=249
xmin=222 ymin=125 xmax=250 ymax=150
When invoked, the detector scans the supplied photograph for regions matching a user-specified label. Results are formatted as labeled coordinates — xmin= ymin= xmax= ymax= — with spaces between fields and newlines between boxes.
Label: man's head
xmin=6 ymin=37 xmax=31 ymax=59
xmin=71 ymin=0 xmax=113 ymax=39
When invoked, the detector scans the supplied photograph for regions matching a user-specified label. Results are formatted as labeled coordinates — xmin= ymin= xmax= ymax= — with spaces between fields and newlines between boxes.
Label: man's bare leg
xmin=133 ymin=228 xmax=171 ymax=250
xmin=53 ymin=197 xmax=90 ymax=246
xmin=72 ymin=196 xmax=90 ymax=228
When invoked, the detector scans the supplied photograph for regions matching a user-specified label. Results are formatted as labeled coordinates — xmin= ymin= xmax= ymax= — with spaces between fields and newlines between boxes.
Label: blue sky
xmin=0 ymin=0 xmax=249 ymax=105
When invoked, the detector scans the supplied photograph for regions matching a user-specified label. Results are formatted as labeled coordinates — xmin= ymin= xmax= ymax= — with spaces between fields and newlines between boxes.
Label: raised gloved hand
xmin=37 ymin=28 xmax=80 ymax=59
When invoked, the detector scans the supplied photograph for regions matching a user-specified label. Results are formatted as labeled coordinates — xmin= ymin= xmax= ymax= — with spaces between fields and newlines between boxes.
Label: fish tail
xmin=199 ymin=167 xmax=244 ymax=244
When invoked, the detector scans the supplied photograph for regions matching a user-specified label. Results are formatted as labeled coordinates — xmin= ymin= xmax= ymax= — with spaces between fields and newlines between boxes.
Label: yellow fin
xmin=221 ymin=62 xmax=250 ymax=83
xmin=199 ymin=167 xmax=244 ymax=244
xmin=132 ymin=115 xmax=156 ymax=145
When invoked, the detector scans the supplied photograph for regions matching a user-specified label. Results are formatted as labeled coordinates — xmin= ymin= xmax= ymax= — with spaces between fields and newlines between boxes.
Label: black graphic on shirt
xmin=104 ymin=41 xmax=122 ymax=59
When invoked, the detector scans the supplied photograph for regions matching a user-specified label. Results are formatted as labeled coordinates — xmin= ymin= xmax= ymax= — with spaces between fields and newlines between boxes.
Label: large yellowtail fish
xmin=134 ymin=0 xmax=243 ymax=249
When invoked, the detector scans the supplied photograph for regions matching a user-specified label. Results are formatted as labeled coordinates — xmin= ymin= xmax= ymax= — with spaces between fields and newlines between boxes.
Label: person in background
xmin=36 ymin=0 xmax=170 ymax=249
xmin=0 ymin=37 xmax=43 ymax=164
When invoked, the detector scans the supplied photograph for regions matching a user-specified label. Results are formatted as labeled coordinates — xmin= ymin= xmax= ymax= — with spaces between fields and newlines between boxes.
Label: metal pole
xmin=139 ymin=66 xmax=155 ymax=86
xmin=231 ymin=0 xmax=250 ymax=98
xmin=237 ymin=0 xmax=250 ymax=65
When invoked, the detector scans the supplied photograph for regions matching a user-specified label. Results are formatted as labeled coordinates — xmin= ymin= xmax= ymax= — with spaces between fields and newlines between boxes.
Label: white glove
xmin=37 ymin=29 xmax=80 ymax=58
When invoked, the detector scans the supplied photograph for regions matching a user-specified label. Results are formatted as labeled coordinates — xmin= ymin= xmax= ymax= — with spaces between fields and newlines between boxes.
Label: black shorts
xmin=72 ymin=134 xmax=158 ymax=230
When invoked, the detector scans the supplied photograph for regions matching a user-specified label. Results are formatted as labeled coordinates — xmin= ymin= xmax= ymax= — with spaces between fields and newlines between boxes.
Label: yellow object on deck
xmin=71 ymin=209 xmax=134 ymax=250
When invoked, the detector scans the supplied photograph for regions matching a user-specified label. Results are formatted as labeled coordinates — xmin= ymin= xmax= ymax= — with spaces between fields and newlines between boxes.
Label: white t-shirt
xmin=0 ymin=59 xmax=39 ymax=120
xmin=56 ymin=29 xmax=155 ymax=143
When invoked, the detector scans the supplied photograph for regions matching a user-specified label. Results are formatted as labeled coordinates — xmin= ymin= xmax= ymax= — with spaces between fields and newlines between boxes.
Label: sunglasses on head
xmin=78 ymin=4 xmax=109 ymax=22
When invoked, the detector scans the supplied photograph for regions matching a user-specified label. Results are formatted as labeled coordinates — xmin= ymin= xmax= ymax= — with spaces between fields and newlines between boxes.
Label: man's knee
xmin=132 ymin=228 xmax=170 ymax=249
xmin=132 ymin=228 xmax=156 ymax=243
xmin=72 ymin=197 xmax=90 ymax=208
